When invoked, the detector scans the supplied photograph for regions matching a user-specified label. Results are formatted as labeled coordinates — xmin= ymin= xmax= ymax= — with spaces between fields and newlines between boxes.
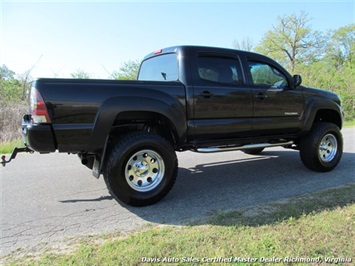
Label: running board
xmin=194 ymin=141 xmax=294 ymax=153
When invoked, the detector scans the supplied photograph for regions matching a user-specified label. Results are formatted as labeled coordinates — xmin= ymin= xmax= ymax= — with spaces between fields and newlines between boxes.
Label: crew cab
xmin=2 ymin=46 xmax=344 ymax=206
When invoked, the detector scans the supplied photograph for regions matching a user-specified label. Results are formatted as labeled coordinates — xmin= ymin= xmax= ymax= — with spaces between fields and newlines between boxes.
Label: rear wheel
xmin=103 ymin=132 xmax=178 ymax=206
xmin=299 ymin=122 xmax=343 ymax=172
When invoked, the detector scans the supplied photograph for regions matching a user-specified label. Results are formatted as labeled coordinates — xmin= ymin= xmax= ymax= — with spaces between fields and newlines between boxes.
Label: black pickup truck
xmin=3 ymin=46 xmax=344 ymax=206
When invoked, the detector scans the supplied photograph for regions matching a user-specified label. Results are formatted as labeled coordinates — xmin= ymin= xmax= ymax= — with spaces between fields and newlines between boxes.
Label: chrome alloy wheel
xmin=318 ymin=134 xmax=338 ymax=163
xmin=125 ymin=149 xmax=165 ymax=192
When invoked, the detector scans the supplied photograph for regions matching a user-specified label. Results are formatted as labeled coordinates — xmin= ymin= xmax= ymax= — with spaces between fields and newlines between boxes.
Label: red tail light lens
xmin=30 ymin=87 xmax=51 ymax=123
xmin=154 ymin=49 xmax=163 ymax=55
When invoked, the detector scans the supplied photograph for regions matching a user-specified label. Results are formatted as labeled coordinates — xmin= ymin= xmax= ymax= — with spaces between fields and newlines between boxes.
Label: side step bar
xmin=194 ymin=141 xmax=294 ymax=153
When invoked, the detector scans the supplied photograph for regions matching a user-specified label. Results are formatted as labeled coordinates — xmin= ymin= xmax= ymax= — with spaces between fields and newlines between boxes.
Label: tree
xmin=255 ymin=11 xmax=325 ymax=71
xmin=71 ymin=69 xmax=91 ymax=79
xmin=0 ymin=64 xmax=16 ymax=80
xmin=325 ymin=24 xmax=355 ymax=68
xmin=232 ymin=37 xmax=254 ymax=51
xmin=0 ymin=65 xmax=27 ymax=142
xmin=111 ymin=60 xmax=140 ymax=80
xmin=294 ymin=24 xmax=355 ymax=120
xmin=0 ymin=65 xmax=22 ymax=101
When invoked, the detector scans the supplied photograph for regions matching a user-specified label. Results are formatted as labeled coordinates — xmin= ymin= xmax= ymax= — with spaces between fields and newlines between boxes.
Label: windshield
xmin=138 ymin=53 xmax=179 ymax=81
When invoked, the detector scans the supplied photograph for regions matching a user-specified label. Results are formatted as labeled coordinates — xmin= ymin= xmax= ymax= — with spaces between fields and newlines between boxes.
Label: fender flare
xmin=302 ymin=97 xmax=343 ymax=133
xmin=88 ymin=95 xmax=187 ymax=154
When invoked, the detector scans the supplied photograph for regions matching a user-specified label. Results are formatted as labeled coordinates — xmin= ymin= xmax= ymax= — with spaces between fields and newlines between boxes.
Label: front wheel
xmin=299 ymin=122 xmax=343 ymax=172
xmin=103 ymin=132 xmax=178 ymax=206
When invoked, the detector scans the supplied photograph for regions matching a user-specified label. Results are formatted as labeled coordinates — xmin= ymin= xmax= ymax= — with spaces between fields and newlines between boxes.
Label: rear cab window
xmin=138 ymin=53 xmax=179 ymax=81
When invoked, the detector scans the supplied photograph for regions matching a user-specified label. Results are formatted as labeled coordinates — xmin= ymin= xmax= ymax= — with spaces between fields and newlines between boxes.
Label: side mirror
xmin=293 ymin=74 xmax=302 ymax=87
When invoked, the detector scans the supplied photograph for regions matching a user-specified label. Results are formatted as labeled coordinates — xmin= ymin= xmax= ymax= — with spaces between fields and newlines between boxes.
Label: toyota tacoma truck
xmin=2 ymin=46 xmax=344 ymax=206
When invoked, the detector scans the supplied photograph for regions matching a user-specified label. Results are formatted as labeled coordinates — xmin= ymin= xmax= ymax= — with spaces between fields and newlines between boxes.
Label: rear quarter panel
xmin=34 ymin=79 xmax=186 ymax=152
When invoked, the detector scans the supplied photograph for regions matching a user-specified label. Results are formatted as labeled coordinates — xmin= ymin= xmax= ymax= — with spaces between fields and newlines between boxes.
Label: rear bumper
xmin=22 ymin=115 xmax=56 ymax=152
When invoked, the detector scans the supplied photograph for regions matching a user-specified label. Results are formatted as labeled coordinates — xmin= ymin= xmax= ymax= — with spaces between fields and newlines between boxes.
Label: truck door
xmin=191 ymin=55 xmax=253 ymax=139
xmin=246 ymin=60 xmax=304 ymax=135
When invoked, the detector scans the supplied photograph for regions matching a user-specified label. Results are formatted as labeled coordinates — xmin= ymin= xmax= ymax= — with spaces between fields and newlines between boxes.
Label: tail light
xmin=154 ymin=49 xmax=163 ymax=55
xmin=30 ymin=87 xmax=51 ymax=123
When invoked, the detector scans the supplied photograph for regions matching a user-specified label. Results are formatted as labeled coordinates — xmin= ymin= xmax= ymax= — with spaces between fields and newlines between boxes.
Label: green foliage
xmin=0 ymin=65 xmax=29 ymax=142
xmin=0 ymin=64 xmax=16 ymax=80
xmin=0 ymin=138 xmax=23 ymax=154
xmin=255 ymin=12 xmax=326 ymax=71
xmin=344 ymin=119 xmax=355 ymax=127
xmin=326 ymin=24 xmax=355 ymax=68
xmin=254 ymin=17 xmax=354 ymax=121
xmin=71 ymin=69 xmax=91 ymax=79
xmin=292 ymin=24 xmax=355 ymax=120
xmin=0 ymin=79 xmax=23 ymax=102
xmin=0 ymin=65 xmax=28 ymax=103
xmin=111 ymin=60 xmax=140 ymax=80
xmin=297 ymin=61 xmax=355 ymax=120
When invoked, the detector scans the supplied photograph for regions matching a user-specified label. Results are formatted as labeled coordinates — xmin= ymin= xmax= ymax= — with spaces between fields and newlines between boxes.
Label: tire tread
xmin=299 ymin=122 xmax=343 ymax=172
xmin=103 ymin=132 xmax=178 ymax=206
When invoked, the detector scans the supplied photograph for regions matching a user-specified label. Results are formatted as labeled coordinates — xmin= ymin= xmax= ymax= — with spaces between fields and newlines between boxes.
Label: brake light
xmin=154 ymin=49 xmax=162 ymax=55
xmin=30 ymin=87 xmax=51 ymax=123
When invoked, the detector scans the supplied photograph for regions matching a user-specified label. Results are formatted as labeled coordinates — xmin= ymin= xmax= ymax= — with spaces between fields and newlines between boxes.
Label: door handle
xmin=255 ymin=92 xmax=268 ymax=100
xmin=200 ymin=91 xmax=214 ymax=98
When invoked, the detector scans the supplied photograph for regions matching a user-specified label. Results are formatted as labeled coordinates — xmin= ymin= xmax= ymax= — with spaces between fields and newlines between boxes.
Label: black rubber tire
xmin=299 ymin=122 xmax=343 ymax=172
xmin=242 ymin=147 xmax=265 ymax=155
xmin=103 ymin=132 xmax=178 ymax=206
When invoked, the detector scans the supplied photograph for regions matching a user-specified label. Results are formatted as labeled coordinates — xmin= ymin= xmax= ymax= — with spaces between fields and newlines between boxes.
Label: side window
xmin=197 ymin=56 xmax=243 ymax=84
xmin=248 ymin=61 xmax=288 ymax=87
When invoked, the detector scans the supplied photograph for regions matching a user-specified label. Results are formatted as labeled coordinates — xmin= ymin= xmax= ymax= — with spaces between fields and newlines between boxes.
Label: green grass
xmin=3 ymin=185 xmax=354 ymax=266
xmin=344 ymin=119 xmax=355 ymax=127
xmin=0 ymin=138 xmax=23 ymax=154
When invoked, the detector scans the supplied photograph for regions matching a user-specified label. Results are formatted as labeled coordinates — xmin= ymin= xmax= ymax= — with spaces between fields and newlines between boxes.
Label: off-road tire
xmin=103 ymin=132 xmax=178 ymax=206
xmin=299 ymin=122 xmax=343 ymax=172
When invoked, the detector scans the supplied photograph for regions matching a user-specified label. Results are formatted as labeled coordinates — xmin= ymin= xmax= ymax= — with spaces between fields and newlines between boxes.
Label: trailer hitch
xmin=1 ymin=147 xmax=34 ymax=167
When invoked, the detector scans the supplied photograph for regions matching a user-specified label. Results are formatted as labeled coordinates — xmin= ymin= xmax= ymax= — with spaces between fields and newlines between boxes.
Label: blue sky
xmin=1 ymin=0 xmax=354 ymax=79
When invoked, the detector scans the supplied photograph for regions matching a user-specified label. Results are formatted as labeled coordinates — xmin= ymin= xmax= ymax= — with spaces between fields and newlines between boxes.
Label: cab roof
xmin=143 ymin=45 xmax=263 ymax=60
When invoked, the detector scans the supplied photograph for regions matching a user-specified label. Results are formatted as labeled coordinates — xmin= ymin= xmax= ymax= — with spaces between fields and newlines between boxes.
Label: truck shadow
xmin=59 ymin=195 xmax=114 ymax=203
xmin=125 ymin=150 xmax=355 ymax=227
